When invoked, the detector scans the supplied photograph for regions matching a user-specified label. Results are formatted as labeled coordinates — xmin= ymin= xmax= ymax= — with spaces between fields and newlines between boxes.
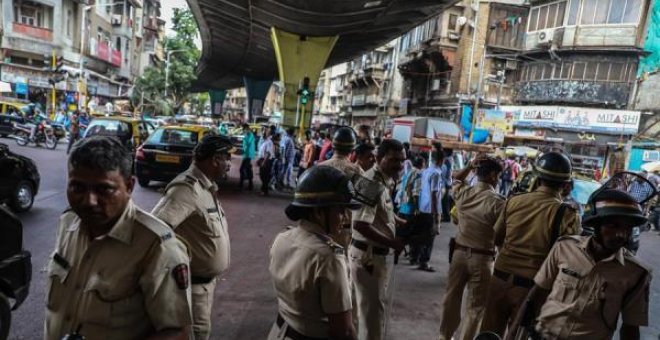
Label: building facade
xmin=0 ymin=0 xmax=164 ymax=112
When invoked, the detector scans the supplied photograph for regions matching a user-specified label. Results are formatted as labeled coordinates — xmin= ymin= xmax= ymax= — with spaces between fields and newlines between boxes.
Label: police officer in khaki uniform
xmin=268 ymin=166 xmax=360 ymax=340
xmin=320 ymin=127 xmax=364 ymax=248
xmin=506 ymin=184 xmax=654 ymax=340
xmin=45 ymin=136 xmax=192 ymax=340
xmin=438 ymin=156 xmax=505 ymax=340
xmin=350 ymin=139 xmax=406 ymax=340
xmin=152 ymin=135 xmax=233 ymax=340
xmin=481 ymin=152 xmax=581 ymax=337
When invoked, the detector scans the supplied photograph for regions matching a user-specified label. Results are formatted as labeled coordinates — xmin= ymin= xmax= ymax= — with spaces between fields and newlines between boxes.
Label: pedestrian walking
xmin=258 ymin=130 xmax=275 ymax=196
xmin=350 ymin=139 xmax=406 ymax=340
xmin=298 ymin=132 xmax=315 ymax=178
xmin=354 ymin=143 xmax=376 ymax=172
xmin=66 ymin=110 xmax=80 ymax=154
xmin=45 ymin=136 xmax=192 ymax=340
xmin=239 ymin=123 xmax=256 ymax=190
xmin=480 ymin=151 xmax=581 ymax=337
xmin=410 ymin=150 xmax=443 ymax=271
xmin=395 ymin=156 xmax=424 ymax=245
xmin=506 ymin=182 xmax=654 ymax=340
xmin=152 ymin=135 xmax=234 ymax=340
xmin=319 ymin=133 xmax=333 ymax=162
xmin=280 ymin=127 xmax=297 ymax=189
xmin=440 ymin=150 xmax=453 ymax=222
xmin=438 ymin=156 xmax=505 ymax=340
xmin=267 ymin=166 xmax=360 ymax=340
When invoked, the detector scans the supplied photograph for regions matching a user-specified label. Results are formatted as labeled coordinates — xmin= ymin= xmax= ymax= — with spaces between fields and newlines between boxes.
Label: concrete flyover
xmin=188 ymin=0 xmax=456 ymax=90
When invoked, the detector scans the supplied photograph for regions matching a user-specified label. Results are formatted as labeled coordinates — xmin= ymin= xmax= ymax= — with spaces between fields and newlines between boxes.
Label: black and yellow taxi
xmin=83 ymin=115 xmax=155 ymax=151
xmin=135 ymin=124 xmax=216 ymax=187
xmin=0 ymin=101 xmax=28 ymax=137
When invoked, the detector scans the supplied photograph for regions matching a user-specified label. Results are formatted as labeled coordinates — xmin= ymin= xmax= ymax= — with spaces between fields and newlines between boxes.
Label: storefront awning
xmin=0 ymin=81 xmax=11 ymax=93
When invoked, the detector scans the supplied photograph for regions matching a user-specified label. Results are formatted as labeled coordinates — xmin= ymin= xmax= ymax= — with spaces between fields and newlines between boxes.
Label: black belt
xmin=351 ymin=239 xmax=389 ymax=256
xmin=493 ymin=268 xmax=535 ymax=289
xmin=276 ymin=314 xmax=327 ymax=340
xmin=191 ymin=275 xmax=215 ymax=285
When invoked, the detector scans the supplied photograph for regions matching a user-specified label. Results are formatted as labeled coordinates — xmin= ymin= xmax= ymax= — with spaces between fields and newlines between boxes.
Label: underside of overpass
xmin=188 ymin=0 xmax=457 ymax=90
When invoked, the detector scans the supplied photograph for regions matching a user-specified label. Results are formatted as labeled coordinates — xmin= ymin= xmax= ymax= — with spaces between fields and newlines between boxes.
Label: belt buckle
xmin=466 ymin=246 xmax=472 ymax=258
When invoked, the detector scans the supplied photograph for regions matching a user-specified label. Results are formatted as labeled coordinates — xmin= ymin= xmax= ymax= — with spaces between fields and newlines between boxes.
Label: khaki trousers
xmin=349 ymin=246 xmax=392 ymax=340
xmin=480 ymin=271 xmax=531 ymax=337
xmin=192 ymin=278 xmax=217 ymax=340
xmin=438 ymin=249 xmax=493 ymax=340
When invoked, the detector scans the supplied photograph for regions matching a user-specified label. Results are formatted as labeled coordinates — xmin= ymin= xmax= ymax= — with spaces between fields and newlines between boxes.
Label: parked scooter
xmin=0 ymin=205 xmax=32 ymax=339
xmin=13 ymin=119 xmax=58 ymax=150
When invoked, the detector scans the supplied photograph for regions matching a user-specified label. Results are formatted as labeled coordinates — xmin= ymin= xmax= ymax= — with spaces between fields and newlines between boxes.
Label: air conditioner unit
xmin=537 ymin=29 xmax=555 ymax=47
xmin=505 ymin=59 xmax=518 ymax=70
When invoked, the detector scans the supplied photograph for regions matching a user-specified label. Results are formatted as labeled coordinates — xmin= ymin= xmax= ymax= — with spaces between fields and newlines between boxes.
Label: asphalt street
xmin=3 ymin=138 xmax=660 ymax=340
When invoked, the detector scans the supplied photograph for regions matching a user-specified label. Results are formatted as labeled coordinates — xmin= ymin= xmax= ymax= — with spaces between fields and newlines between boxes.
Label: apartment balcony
xmin=12 ymin=22 xmax=53 ymax=42
xmin=144 ymin=16 xmax=159 ymax=31
xmin=516 ymin=80 xmax=632 ymax=107
xmin=89 ymin=38 xmax=123 ymax=67
xmin=112 ymin=15 xmax=134 ymax=38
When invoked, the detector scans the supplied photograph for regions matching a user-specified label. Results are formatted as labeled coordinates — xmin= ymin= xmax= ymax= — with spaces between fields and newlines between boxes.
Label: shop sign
xmin=514 ymin=128 xmax=545 ymax=138
xmin=476 ymin=109 xmax=514 ymax=134
xmin=1 ymin=65 xmax=65 ymax=90
xmin=501 ymin=105 xmax=641 ymax=135
xmin=15 ymin=83 xmax=28 ymax=95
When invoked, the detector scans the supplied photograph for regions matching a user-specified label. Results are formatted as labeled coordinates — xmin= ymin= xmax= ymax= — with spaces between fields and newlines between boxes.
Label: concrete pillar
xmin=243 ymin=77 xmax=272 ymax=122
xmin=209 ymin=89 xmax=227 ymax=116
xmin=270 ymin=27 xmax=338 ymax=131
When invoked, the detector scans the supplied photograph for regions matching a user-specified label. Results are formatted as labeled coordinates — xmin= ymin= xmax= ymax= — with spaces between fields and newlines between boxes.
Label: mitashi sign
xmin=500 ymin=106 xmax=641 ymax=135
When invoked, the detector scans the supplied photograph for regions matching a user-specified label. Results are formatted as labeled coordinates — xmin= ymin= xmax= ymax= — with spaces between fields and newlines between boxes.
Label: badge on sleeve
xmin=172 ymin=264 xmax=189 ymax=290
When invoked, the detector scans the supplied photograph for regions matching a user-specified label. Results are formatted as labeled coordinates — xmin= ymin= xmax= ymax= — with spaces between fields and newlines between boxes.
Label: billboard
xmin=500 ymin=105 xmax=641 ymax=135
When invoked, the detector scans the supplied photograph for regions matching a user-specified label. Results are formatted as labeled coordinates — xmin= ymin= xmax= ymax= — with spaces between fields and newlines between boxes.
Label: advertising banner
xmin=476 ymin=109 xmax=515 ymax=134
xmin=500 ymin=105 xmax=641 ymax=135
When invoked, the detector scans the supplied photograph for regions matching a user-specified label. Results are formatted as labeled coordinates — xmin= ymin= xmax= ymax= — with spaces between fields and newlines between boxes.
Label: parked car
xmin=0 ymin=143 xmax=40 ymax=212
xmin=83 ymin=116 xmax=155 ymax=152
xmin=0 ymin=114 xmax=25 ymax=138
xmin=0 ymin=204 xmax=32 ymax=339
xmin=135 ymin=125 xmax=216 ymax=187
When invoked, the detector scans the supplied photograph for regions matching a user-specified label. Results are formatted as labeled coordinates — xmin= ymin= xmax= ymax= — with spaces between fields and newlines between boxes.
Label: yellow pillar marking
xmin=270 ymin=27 xmax=338 ymax=132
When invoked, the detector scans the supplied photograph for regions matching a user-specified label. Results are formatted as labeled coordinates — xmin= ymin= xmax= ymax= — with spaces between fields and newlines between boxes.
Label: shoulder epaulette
xmin=166 ymin=174 xmax=198 ymax=191
xmin=135 ymin=209 xmax=175 ymax=242
xmin=310 ymin=232 xmax=345 ymax=255
xmin=623 ymin=249 xmax=653 ymax=273
xmin=556 ymin=235 xmax=582 ymax=243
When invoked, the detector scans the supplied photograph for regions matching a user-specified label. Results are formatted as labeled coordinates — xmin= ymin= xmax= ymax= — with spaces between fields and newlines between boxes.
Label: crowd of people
xmin=41 ymin=121 xmax=658 ymax=340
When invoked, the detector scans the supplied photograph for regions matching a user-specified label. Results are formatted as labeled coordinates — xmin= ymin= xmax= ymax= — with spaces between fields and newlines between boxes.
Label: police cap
xmin=194 ymin=134 xmax=235 ymax=160
xmin=332 ymin=127 xmax=357 ymax=152
xmin=583 ymin=189 xmax=647 ymax=227
xmin=534 ymin=151 xmax=572 ymax=183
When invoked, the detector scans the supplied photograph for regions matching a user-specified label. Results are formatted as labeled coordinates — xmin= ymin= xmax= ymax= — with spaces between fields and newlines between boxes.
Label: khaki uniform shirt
xmin=153 ymin=164 xmax=231 ymax=277
xmin=494 ymin=187 xmax=581 ymax=279
xmin=534 ymin=236 xmax=651 ymax=339
xmin=269 ymin=220 xmax=352 ymax=338
xmin=352 ymin=166 xmax=396 ymax=249
xmin=45 ymin=201 xmax=192 ymax=340
xmin=452 ymin=180 xmax=506 ymax=250
xmin=319 ymin=154 xmax=364 ymax=178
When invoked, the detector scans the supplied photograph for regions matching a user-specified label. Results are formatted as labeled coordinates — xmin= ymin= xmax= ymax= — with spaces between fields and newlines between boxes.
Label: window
xmin=560 ymin=62 xmax=573 ymax=79
xmin=529 ymin=8 xmax=539 ymax=31
xmin=528 ymin=1 xmax=568 ymax=31
xmin=584 ymin=62 xmax=597 ymax=80
xmin=581 ymin=0 xmax=642 ymax=25
xmin=622 ymin=0 xmax=641 ymax=23
xmin=542 ymin=63 xmax=554 ymax=79
xmin=449 ymin=14 xmax=458 ymax=32
xmin=596 ymin=62 xmax=609 ymax=80
xmin=581 ymin=0 xmax=598 ymax=24
xmin=573 ymin=62 xmax=586 ymax=79
xmin=609 ymin=63 xmax=624 ymax=81
xmin=567 ymin=0 xmax=580 ymax=25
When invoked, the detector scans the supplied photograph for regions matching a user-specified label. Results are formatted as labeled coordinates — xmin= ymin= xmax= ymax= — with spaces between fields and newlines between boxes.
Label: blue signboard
xmin=15 ymin=83 xmax=28 ymax=95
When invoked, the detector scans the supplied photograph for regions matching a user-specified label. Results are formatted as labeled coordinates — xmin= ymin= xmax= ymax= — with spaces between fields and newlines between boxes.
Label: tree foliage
xmin=132 ymin=8 xmax=200 ymax=115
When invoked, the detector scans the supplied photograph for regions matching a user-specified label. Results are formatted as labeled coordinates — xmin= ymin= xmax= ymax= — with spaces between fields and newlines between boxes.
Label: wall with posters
xmin=500 ymin=105 xmax=641 ymax=135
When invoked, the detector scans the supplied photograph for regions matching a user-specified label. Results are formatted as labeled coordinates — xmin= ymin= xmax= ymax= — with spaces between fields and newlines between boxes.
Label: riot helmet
xmin=534 ymin=151 xmax=572 ymax=183
xmin=332 ymin=126 xmax=357 ymax=154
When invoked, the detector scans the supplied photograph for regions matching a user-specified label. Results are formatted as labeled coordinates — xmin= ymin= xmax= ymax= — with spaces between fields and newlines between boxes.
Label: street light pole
xmin=468 ymin=24 xmax=496 ymax=144
xmin=164 ymin=49 xmax=188 ymax=98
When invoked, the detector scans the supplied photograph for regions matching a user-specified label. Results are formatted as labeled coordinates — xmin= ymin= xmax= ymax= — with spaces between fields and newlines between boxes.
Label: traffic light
xmin=298 ymin=77 xmax=313 ymax=105
xmin=54 ymin=55 xmax=65 ymax=74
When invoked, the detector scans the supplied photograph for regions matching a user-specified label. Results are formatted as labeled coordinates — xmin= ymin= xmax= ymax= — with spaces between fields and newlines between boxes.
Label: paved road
xmin=4 ymin=138 xmax=660 ymax=340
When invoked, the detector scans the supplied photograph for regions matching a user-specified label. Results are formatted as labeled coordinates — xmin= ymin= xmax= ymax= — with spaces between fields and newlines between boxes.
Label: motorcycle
xmin=13 ymin=121 xmax=58 ymax=149
xmin=0 ymin=205 xmax=32 ymax=339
